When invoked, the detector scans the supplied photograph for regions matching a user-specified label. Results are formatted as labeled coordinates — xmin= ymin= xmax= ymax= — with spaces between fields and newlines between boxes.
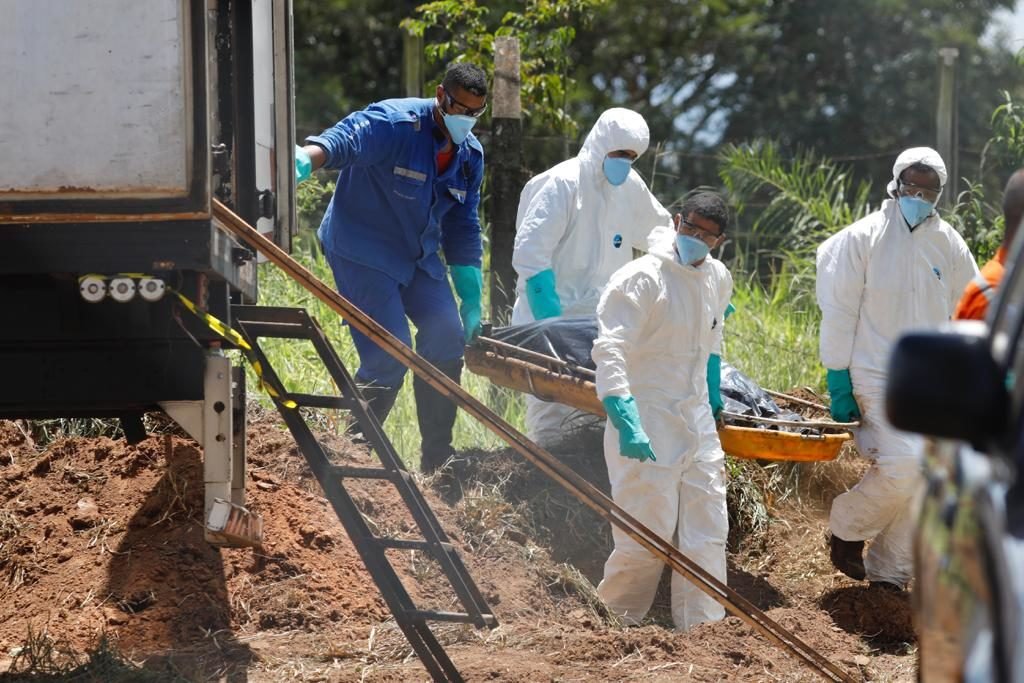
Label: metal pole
xmin=936 ymin=47 xmax=959 ymax=208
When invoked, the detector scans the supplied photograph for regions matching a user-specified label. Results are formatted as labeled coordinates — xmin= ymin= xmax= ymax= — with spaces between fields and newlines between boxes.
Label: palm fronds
xmin=719 ymin=141 xmax=874 ymax=272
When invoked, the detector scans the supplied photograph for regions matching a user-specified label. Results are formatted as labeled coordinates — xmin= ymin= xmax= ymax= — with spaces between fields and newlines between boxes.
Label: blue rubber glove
xmin=724 ymin=302 xmax=736 ymax=321
xmin=826 ymin=368 xmax=861 ymax=422
xmin=707 ymin=353 xmax=723 ymax=420
xmin=450 ymin=264 xmax=483 ymax=343
xmin=295 ymin=145 xmax=312 ymax=183
xmin=526 ymin=269 xmax=562 ymax=320
xmin=602 ymin=395 xmax=657 ymax=462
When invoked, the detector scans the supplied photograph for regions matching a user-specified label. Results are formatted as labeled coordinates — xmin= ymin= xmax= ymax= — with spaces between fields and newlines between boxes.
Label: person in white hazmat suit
xmin=817 ymin=147 xmax=978 ymax=590
xmin=511 ymin=108 xmax=674 ymax=448
xmin=593 ymin=191 xmax=733 ymax=631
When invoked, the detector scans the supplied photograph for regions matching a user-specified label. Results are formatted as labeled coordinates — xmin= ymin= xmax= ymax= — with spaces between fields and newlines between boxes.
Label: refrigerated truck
xmin=0 ymin=0 xmax=297 ymax=544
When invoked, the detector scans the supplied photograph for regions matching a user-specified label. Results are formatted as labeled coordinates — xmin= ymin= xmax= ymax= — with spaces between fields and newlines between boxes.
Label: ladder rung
xmin=235 ymin=320 xmax=310 ymax=339
xmin=332 ymin=465 xmax=398 ymax=480
xmin=290 ymin=393 xmax=351 ymax=410
xmin=233 ymin=305 xmax=312 ymax=326
xmin=406 ymin=610 xmax=498 ymax=627
xmin=376 ymin=538 xmax=454 ymax=552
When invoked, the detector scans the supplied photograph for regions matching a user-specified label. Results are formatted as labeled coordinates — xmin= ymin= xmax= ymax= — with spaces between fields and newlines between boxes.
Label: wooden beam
xmin=487 ymin=37 xmax=523 ymax=324
xmin=402 ymin=32 xmax=423 ymax=98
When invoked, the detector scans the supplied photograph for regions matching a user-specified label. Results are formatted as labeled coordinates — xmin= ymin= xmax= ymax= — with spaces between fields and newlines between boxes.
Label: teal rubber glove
xmin=526 ymin=269 xmax=562 ymax=320
xmin=295 ymin=145 xmax=312 ymax=183
xmin=826 ymin=368 xmax=861 ymax=422
xmin=724 ymin=302 xmax=736 ymax=321
xmin=707 ymin=353 xmax=723 ymax=420
xmin=450 ymin=264 xmax=483 ymax=343
xmin=602 ymin=395 xmax=657 ymax=462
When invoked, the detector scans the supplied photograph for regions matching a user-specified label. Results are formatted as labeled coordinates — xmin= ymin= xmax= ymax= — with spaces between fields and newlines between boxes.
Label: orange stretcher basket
xmin=464 ymin=339 xmax=853 ymax=463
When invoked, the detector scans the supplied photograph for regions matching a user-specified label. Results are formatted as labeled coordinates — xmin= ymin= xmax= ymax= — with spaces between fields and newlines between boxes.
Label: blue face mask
xmin=443 ymin=112 xmax=477 ymax=145
xmin=675 ymin=234 xmax=710 ymax=265
xmin=603 ymin=156 xmax=633 ymax=186
xmin=898 ymin=195 xmax=935 ymax=228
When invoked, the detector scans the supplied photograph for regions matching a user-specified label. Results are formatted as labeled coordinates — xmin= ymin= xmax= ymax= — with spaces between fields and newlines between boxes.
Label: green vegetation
xmin=726 ymin=276 xmax=824 ymax=393
xmin=401 ymin=0 xmax=606 ymax=136
xmin=296 ymin=1 xmax=1024 ymax=210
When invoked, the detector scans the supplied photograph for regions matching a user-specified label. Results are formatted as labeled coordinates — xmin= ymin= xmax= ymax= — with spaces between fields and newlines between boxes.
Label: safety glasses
xmin=679 ymin=219 xmax=724 ymax=246
xmin=898 ymin=181 xmax=942 ymax=204
xmin=443 ymin=87 xmax=487 ymax=118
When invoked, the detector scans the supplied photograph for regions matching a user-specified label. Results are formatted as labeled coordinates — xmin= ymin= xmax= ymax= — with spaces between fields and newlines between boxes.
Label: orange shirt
xmin=954 ymin=246 xmax=1007 ymax=321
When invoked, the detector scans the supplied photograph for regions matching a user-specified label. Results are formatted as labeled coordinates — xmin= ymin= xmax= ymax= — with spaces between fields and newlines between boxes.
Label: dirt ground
xmin=0 ymin=404 xmax=916 ymax=682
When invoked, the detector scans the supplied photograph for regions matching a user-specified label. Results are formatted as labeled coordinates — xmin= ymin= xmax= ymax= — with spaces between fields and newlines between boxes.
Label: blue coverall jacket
xmin=308 ymin=97 xmax=484 ymax=285
xmin=307 ymin=97 xmax=484 ymax=387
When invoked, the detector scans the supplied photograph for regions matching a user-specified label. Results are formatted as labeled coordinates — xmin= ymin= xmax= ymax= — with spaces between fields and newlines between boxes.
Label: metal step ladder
xmin=232 ymin=305 xmax=497 ymax=682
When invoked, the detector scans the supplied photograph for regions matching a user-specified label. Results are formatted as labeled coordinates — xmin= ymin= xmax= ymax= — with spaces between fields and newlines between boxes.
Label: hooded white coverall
xmin=817 ymin=149 xmax=978 ymax=585
xmin=511 ymin=108 xmax=674 ymax=448
xmin=592 ymin=236 xmax=733 ymax=630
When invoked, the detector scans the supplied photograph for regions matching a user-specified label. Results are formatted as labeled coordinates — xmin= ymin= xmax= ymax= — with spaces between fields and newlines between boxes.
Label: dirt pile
xmin=0 ymin=409 xmax=915 ymax=681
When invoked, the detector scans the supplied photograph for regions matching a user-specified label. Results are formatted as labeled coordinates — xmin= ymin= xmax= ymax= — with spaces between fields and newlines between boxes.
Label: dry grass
xmin=5 ymin=627 xmax=172 ymax=681
xmin=539 ymin=562 xmax=611 ymax=622
xmin=453 ymin=476 xmax=534 ymax=557
xmin=0 ymin=508 xmax=33 ymax=589
xmin=80 ymin=517 xmax=124 ymax=556
xmin=149 ymin=466 xmax=195 ymax=528
xmin=232 ymin=570 xmax=326 ymax=631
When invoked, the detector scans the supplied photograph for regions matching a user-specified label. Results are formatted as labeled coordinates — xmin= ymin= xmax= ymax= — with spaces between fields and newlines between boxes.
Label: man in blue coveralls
xmin=295 ymin=62 xmax=488 ymax=473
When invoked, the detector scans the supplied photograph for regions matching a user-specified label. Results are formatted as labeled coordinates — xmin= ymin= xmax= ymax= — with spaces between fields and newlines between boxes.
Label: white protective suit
xmin=817 ymin=148 xmax=978 ymax=585
xmin=592 ymin=234 xmax=733 ymax=631
xmin=511 ymin=108 xmax=674 ymax=447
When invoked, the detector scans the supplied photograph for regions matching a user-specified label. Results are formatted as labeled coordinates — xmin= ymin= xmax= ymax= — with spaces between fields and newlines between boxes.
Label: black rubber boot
xmin=829 ymin=534 xmax=867 ymax=581
xmin=869 ymin=581 xmax=906 ymax=593
xmin=349 ymin=382 xmax=401 ymax=444
xmin=414 ymin=359 xmax=463 ymax=474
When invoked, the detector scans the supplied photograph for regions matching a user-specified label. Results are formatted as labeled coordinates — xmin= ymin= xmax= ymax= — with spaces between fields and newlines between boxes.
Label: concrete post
xmin=936 ymin=47 xmax=959 ymax=207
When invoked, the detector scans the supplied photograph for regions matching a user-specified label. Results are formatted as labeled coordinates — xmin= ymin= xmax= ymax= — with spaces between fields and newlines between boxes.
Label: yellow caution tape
xmin=171 ymin=289 xmax=252 ymax=351
xmin=169 ymin=288 xmax=297 ymax=410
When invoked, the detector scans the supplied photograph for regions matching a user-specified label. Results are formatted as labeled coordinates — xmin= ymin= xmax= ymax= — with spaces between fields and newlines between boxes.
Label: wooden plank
xmin=464 ymin=345 xmax=603 ymax=415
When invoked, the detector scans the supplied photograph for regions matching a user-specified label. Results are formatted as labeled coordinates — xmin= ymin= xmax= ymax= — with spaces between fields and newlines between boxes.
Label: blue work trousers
xmin=325 ymin=252 xmax=464 ymax=388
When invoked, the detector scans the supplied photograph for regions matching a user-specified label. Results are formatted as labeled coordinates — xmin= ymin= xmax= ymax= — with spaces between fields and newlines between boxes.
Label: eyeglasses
xmin=679 ymin=219 xmax=723 ymax=246
xmin=443 ymin=87 xmax=487 ymax=118
xmin=898 ymin=181 xmax=941 ymax=204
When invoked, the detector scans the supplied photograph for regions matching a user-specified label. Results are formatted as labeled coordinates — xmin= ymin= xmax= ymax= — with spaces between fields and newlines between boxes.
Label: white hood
xmin=577 ymin=108 xmax=650 ymax=186
xmin=885 ymin=146 xmax=947 ymax=196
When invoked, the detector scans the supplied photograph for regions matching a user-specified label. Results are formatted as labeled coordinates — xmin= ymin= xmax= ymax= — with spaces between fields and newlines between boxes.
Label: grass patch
xmin=725 ymin=457 xmax=773 ymax=552
xmin=26 ymin=419 xmax=122 ymax=449
xmin=725 ymin=272 xmax=823 ymax=395
xmin=2 ymin=630 xmax=179 ymax=682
